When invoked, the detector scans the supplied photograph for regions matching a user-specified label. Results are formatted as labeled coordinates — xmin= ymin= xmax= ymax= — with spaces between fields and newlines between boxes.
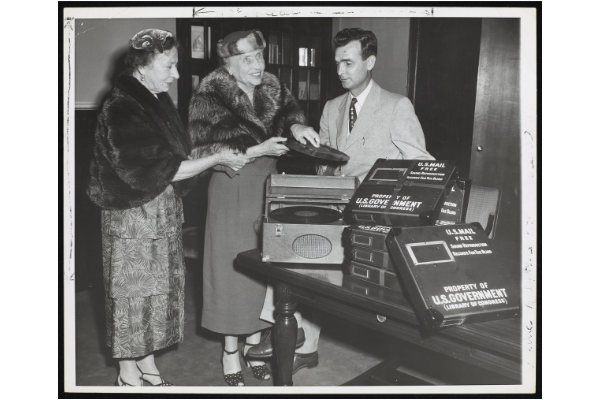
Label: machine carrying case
xmin=346 ymin=159 xmax=458 ymax=227
xmin=386 ymin=223 xmax=520 ymax=329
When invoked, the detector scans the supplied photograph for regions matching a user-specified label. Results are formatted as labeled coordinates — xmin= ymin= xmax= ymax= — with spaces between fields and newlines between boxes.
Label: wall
xmin=75 ymin=18 xmax=177 ymax=109
xmin=74 ymin=17 xmax=409 ymax=107
xmin=332 ymin=17 xmax=411 ymax=96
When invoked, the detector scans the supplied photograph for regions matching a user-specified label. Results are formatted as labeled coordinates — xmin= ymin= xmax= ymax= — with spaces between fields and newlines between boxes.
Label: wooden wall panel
xmin=470 ymin=19 xmax=521 ymax=244
xmin=408 ymin=18 xmax=483 ymax=179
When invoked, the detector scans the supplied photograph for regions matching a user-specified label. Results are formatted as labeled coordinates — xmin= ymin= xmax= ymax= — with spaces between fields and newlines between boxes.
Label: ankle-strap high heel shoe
xmin=243 ymin=344 xmax=271 ymax=381
xmin=222 ymin=348 xmax=245 ymax=386
xmin=136 ymin=364 xmax=173 ymax=386
xmin=115 ymin=375 xmax=141 ymax=386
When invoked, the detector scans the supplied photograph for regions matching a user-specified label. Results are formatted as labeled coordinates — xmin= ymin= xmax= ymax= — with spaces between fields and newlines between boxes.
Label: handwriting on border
xmin=192 ymin=7 xmax=214 ymax=17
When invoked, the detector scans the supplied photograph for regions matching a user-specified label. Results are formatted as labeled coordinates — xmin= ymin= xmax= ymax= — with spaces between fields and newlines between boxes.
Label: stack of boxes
xmin=339 ymin=159 xmax=519 ymax=328
xmin=342 ymin=224 xmax=401 ymax=291
xmin=341 ymin=159 xmax=463 ymax=292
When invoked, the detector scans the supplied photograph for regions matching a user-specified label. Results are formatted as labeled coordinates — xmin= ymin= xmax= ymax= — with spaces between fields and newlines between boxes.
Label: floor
xmin=74 ymin=259 xmax=395 ymax=388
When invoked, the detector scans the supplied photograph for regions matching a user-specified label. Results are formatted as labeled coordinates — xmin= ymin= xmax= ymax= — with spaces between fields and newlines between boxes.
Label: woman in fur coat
xmin=188 ymin=30 xmax=320 ymax=386
xmin=87 ymin=29 xmax=249 ymax=387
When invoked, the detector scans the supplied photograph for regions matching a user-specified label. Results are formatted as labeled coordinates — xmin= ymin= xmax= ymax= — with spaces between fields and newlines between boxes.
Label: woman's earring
xmin=141 ymin=74 xmax=145 ymax=82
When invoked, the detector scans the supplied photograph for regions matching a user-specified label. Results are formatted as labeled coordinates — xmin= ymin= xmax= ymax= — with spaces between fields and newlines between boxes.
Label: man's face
xmin=334 ymin=40 xmax=375 ymax=96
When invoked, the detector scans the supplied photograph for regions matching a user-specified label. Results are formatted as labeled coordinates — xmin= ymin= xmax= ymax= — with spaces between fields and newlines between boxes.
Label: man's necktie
xmin=349 ymin=97 xmax=358 ymax=132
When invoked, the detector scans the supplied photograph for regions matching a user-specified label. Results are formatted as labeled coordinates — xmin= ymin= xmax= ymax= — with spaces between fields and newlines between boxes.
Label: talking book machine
xmin=346 ymin=159 xmax=459 ymax=227
xmin=342 ymin=180 xmax=471 ymax=250
xmin=261 ymin=174 xmax=359 ymax=263
xmin=386 ymin=223 xmax=520 ymax=329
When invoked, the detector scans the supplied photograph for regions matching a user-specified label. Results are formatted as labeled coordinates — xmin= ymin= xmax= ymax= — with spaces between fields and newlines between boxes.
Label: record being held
xmin=286 ymin=139 xmax=350 ymax=162
xmin=270 ymin=206 xmax=342 ymax=224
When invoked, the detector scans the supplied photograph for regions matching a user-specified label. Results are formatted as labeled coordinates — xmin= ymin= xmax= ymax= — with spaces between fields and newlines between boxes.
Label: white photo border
xmin=63 ymin=5 xmax=538 ymax=394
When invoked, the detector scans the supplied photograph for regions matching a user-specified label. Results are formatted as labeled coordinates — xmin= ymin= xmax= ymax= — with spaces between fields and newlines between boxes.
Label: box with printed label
xmin=386 ymin=223 xmax=520 ymax=329
xmin=346 ymin=159 xmax=458 ymax=227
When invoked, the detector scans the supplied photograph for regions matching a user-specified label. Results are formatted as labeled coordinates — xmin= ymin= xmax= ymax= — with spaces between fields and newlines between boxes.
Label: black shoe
xmin=293 ymin=351 xmax=319 ymax=375
xmin=246 ymin=328 xmax=306 ymax=358
xmin=222 ymin=348 xmax=245 ymax=386
xmin=243 ymin=344 xmax=272 ymax=381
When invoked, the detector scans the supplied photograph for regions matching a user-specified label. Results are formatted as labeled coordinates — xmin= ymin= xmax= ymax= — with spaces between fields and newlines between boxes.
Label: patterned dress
xmin=101 ymin=185 xmax=185 ymax=359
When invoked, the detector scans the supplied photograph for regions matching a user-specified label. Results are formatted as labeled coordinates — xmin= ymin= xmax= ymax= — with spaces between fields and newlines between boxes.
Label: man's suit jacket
xmin=319 ymin=80 xmax=434 ymax=182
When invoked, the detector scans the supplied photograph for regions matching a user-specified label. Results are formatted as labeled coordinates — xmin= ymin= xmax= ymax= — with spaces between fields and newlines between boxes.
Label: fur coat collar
xmin=116 ymin=75 xmax=192 ymax=158
xmin=87 ymin=75 xmax=196 ymax=210
xmin=188 ymin=67 xmax=306 ymax=158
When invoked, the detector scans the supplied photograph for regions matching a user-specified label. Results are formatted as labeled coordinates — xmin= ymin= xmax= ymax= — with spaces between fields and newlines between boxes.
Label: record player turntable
xmin=261 ymin=174 xmax=359 ymax=263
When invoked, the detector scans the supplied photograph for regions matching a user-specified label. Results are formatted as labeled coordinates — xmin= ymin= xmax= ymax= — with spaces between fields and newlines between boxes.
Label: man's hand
xmin=291 ymin=124 xmax=321 ymax=147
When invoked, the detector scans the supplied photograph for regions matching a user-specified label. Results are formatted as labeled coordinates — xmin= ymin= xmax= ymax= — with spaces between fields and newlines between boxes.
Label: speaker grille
xmin=292 ymin=234 xmax=332 ymax=259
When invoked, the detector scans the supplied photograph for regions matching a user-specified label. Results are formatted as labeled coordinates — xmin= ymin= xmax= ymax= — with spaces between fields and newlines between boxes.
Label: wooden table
xmin=236 ymin=247 xmax=521 ymax=386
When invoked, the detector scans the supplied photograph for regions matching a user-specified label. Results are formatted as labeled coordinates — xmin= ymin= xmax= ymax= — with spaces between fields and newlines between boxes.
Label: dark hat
xmin=217 ymin=30 xmax=265 ymax=58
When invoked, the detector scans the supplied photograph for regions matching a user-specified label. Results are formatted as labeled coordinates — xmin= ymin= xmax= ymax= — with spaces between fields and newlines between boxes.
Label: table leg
xmin=274 ymin=280 xmax=298 ymax=386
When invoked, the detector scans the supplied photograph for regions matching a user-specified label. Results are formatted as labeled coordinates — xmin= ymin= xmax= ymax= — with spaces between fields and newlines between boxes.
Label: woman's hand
xmin=290 ymin=124 xmax=320 ymax=147
xmin=172 ymin=149 xmax=253 ymax=181
xmin=216 ymin=148 xmax=254 ymax=171
xmin=247 ymin=137 xmax=289 ymax=158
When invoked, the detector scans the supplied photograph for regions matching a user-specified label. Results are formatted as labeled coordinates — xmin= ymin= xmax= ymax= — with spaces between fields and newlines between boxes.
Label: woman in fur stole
xmin=87 ymin=29 xmax=249 ymax=387
xmin=188 ymin=30 xmax=320 ymax=386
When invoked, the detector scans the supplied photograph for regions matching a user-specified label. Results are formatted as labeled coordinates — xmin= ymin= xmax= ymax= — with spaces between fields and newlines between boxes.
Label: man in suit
xmin=248 ymin=28 xmax=433 ymax=375
xmin=319 ymin=27 xmax=433 ymax=181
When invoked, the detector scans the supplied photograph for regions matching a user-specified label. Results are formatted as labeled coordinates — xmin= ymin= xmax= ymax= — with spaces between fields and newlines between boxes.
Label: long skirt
xmin=200 ymin=158 xmax=275 ymax=335
xmin=101 ymin=185 xmax=185 ymax=359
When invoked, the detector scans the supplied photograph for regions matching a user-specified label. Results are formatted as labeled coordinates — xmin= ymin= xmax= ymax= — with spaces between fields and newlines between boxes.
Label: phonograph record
xmin=285 ymin=139 xmax=350 ymax=163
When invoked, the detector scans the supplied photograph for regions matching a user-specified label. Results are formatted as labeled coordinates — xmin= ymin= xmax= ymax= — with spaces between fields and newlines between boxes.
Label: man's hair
xmin=333 ymin=28 xmax=377 ymax=60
